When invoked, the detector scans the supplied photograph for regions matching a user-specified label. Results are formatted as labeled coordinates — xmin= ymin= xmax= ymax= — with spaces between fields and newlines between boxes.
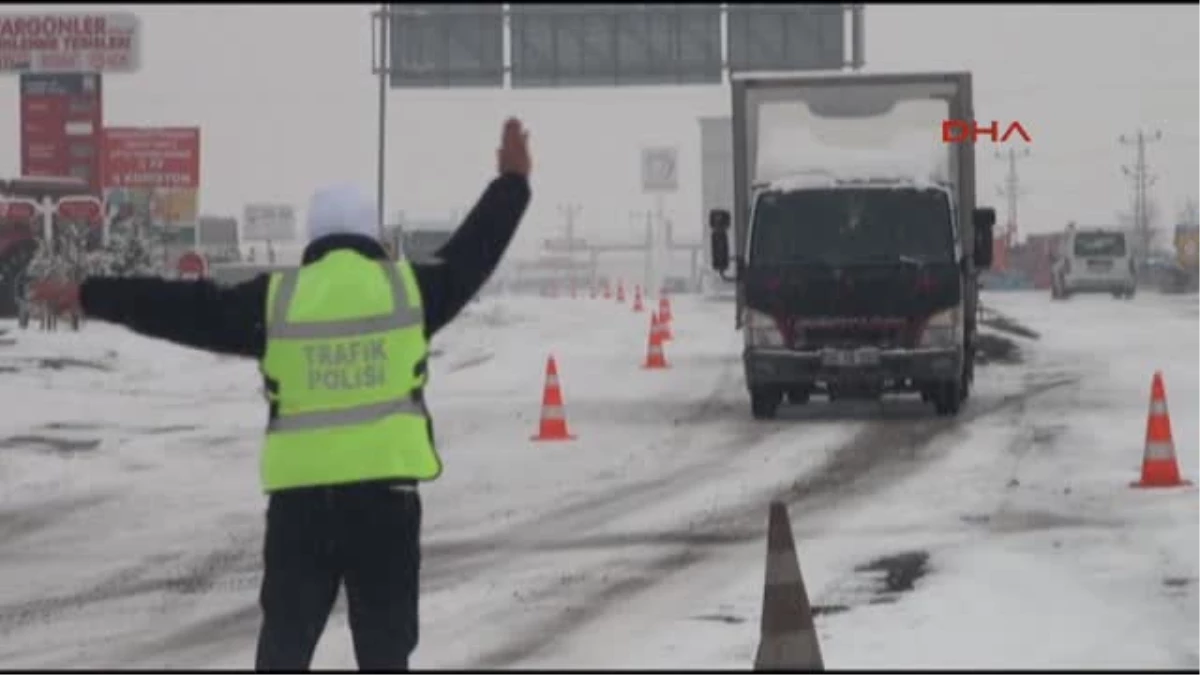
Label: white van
xmin=1051 ymin=227 xmax=1136 ymax=299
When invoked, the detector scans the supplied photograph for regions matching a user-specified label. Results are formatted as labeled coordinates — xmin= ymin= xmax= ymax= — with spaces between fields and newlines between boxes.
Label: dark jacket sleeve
xmin=80 ymin=274 xmax=269 ymax=358
xmin=413 ymin=173 xmax=530 ymax=337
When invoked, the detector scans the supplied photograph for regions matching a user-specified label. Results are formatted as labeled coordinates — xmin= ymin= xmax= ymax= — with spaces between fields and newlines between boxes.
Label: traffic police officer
xmin=33 ymin=118 xmax=533 ymax=671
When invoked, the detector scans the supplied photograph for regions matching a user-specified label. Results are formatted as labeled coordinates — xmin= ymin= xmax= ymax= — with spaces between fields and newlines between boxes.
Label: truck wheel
xmin=750 ymin=387 xmax=782 ymax=420
xmin=930 ymin=380 xmax=963 ymax=416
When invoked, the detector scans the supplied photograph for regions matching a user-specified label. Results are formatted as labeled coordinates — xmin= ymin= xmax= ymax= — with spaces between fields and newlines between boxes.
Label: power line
xmin=1120 ymin=129 xmax=1162 ymax=258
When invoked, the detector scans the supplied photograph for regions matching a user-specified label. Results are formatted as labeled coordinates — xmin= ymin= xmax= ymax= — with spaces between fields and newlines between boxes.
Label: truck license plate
xmin=821 ymin=348 xmax=882 ymax=367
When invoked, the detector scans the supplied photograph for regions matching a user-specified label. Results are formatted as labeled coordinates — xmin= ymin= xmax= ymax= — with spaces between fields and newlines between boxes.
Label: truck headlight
xmin=919 ymin=307 xmax=959 ymax=347
xmin=743 ymin=308 xmax=785 ymax=348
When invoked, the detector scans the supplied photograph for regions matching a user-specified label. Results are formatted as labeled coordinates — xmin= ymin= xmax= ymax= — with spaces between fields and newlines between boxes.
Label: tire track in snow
xmin=0 ymin=523 xmax=262 ymax=667
xmin=0 ymin=492 xmax=114 ymax=551
xmin=415 ymin=354 xmax=785 ymax=587
xmin=82 ymin=346 xmax=760 ymax=667
xmin=463 ymin=373 xmax=1082 ymax=669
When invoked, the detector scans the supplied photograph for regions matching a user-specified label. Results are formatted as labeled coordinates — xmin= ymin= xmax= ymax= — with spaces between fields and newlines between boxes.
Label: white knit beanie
xmin=305 ymin=184 xmax=378 ymax=241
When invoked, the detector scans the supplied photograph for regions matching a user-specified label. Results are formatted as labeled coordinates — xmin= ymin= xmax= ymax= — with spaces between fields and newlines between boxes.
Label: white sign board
xmin=243 ymin=203 xmax=297 ymax=242
xmin=641 ymin=146 xmax=679 ymax=193
xmin=0 ymin=13 xmax=142 ymax=74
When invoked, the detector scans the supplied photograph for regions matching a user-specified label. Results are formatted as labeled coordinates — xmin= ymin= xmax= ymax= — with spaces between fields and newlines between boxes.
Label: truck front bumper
xmin=743 ymin=346 xmax=963 ymax=389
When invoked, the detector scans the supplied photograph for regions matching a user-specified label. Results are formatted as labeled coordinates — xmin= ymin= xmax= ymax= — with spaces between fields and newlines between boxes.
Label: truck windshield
xmin=1073 ymin=232 xmax=1126 ymax=257
xmin=749 ymin=187 xmax=955 ymax=265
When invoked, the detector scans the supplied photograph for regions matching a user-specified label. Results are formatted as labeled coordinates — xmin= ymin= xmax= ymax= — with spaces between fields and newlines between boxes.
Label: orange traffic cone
xmin=632 ymin=285 xmax=645 ymax=313
xmin=656 ymin=312 xmax=673 ymax=342
xmin=643 ymin=312 xmax=669 ymax=370
xmin=656 ymin=297 xmax=673 ymax=341
xmin=616 ymin=282 xmax=626 ymax=303
xmin=532 ymin=355 xmax=576 ymax=441
xmin=1132 ymin=371 xmax=1190 ymax=488
xmin=658 ymin=295 xmax=673 ymax=323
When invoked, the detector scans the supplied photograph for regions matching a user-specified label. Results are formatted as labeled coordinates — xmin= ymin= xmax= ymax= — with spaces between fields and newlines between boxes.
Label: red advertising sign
xmin=0 ymin=13 xmax=141 ymax=74
xmin=101 ymin=127 xmax=200 ymax=189
xmin=0 ymin=200 xmax=38 ymax=223
xmin=176 ymin=250 xmax=208 ymax=278
xmin=19 ymin=72 xmax=103 ymax=195
xmin=55 ymin=196 xmax=102 ymax=226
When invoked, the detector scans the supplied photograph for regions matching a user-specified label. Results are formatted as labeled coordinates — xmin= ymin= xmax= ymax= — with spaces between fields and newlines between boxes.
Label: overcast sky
xmin=1 ymin=4 xmax=1196 ymax=255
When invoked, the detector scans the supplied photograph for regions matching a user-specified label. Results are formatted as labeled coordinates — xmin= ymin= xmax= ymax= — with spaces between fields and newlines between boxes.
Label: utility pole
xmin=995 ymin=147 xmax=1031 ymax=243
xmin=629 ymin=209 xmax=653 ymax=291
xmin=374 ymin=3 xmax=390 ymax=244
xmin=557 ymin=203 xmax=582 ymax=257
xmin=557 ymin=203 xmax=581 ymax=292
xmin=1120 ymin=129 xmax=1162 ymax=261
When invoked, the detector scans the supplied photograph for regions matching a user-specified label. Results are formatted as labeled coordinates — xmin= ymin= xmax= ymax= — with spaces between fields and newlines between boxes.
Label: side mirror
xmin=973 ymin=207 xmax=996 ymax=269
xmin=708 ymin=209 xmax=732 ymax=272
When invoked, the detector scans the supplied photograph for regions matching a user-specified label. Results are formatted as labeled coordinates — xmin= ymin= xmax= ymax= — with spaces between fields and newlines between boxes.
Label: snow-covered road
xmin=0 ymin=290 xmax=1194 ymax=669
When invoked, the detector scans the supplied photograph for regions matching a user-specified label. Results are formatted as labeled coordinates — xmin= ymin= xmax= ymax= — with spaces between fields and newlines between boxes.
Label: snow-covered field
xmin=0 ymin=290 xmax=1195 ymax=669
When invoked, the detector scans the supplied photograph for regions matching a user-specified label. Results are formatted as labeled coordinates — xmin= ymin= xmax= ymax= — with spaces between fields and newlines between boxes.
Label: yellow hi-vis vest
xmin=259 ymin=251 xmax=443 ymax=492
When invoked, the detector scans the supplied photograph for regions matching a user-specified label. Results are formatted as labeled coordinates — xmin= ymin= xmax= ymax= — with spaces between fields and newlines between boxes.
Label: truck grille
xmin=792 ymin=320 xmax=908 ymax=350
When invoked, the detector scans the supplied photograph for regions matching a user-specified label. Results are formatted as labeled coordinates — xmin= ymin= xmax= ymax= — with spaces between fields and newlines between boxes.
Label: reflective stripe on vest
xmin=260 ymin=255 xmax=442 ymax=492
xmin=268 ymin=397 xmax=423 ymax=433
xmin=268 ymin=262 xmax=422 ymax=340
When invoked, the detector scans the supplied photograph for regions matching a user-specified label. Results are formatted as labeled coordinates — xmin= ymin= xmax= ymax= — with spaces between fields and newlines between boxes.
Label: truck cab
xmin=714 ymin=172 xmax=993 ymax=418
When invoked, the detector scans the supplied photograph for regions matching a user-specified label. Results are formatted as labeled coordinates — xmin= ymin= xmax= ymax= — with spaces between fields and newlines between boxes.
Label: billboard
xmin=509 ymin=5 xmax=722 ymax=88
xmin=19 ymin=72 xmax=104 ymax=195
xmin=387 ymin=4 xmax=505 ymax=88
xmin=101 ymin=127 xmax=201 ymax=240
xmin=641 ymin=146 xmax=679 ymax=193
xmin=197 ymin=215 xmax=239 ymax=248
xmin=0 ymin=12 xmax=142 ymax=74
xmin=726 ymin=4 xmax=848 ymax=72
xmin=243 ymin=203 xmax=297 ymax=242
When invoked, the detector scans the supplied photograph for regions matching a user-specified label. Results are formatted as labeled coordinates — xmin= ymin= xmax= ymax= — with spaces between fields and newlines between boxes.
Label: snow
xmin=754 ymin=97 xmax=951 ymax=186
xmin=759 ymin=169 xmax=952 ymax=195
xmin=0 ymin=289 xmax=1195 ymax=669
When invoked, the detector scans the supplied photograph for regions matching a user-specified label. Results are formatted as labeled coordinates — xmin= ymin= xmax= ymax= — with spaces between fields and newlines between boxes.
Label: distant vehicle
xmin=661 ymin=276 xmax=691 ymax=294
xmin=401 ymin=229 xmax=453 ymax=263
xmin=1050 ymin=227 xmax=1136 ymax=300
xmin=1157 ymin=223 xmax=1199 ymax=294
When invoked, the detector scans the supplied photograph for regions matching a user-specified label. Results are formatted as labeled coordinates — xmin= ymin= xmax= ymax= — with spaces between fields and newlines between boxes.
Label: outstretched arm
xmin=78 ymin=275 xmax=270 ymax=358
xmin=413 ymin=173 xmax=530 ymax=337
xmin=413 ymin=117 xmax=533 ymax=337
